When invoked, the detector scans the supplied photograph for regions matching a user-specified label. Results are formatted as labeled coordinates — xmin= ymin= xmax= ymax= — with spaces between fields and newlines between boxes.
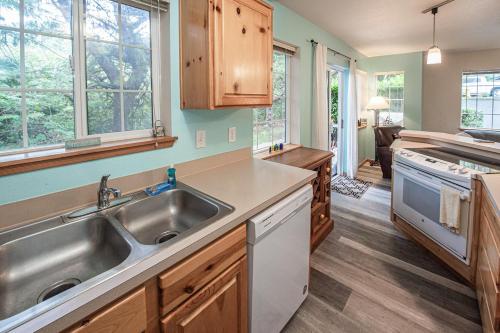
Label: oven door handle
xmin=393 ymin=164 xmax=471 ymax=202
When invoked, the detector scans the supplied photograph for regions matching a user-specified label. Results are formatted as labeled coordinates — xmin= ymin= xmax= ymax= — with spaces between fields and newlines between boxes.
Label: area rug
xmin=332 ymin=175 xmax=372 ymax=199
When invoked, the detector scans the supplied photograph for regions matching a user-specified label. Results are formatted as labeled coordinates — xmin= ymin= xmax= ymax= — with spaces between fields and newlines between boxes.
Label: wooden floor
xmin=283 ymin=162 xmax=481 ymax=333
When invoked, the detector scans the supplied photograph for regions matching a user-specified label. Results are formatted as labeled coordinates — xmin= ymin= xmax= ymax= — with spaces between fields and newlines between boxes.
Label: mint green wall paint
xmin=357 ymin=52 xmax=423 ymax=161
xmin=269 ymin=0 xmax=364 ymax=147
xmin=0 ymin=0 xmax=253 ymax=205
xmin=0 ymin=0 xmax=364 ymax=205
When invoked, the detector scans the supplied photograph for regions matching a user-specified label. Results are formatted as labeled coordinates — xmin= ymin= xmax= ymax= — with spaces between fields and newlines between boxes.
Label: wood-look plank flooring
xmin=283 ymin=162 xmax=481 ymax=333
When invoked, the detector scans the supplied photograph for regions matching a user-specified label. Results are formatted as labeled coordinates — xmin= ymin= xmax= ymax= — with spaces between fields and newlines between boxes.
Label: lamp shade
xmin=366 ymin=96 xmax=389 ymax=110
xmin=427 ymin=46 xmax=442 ymax=64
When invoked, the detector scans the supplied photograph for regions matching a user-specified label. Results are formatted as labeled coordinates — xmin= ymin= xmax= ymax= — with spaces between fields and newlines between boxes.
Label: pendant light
xmin=427 ymin=7 xmax=442 ymax=64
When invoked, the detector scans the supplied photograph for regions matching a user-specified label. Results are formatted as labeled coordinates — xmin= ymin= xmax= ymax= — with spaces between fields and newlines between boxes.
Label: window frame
xmin=252 ymin=49 xmax=291 ymax=154
xmin=460 ymin=70 xmax=500 ymax=130
xmin=0 ymin=0 xmax=164 ymax=157
xmin=374 ymin=71 xmax=405 ymax=126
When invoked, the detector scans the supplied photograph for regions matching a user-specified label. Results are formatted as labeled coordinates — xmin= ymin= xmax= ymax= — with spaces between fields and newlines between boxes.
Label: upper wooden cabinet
xmin=180 ymin=0 xmax=273 ymax=109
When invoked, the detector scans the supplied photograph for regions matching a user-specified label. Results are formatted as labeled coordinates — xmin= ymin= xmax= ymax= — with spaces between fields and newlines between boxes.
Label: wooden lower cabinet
xmin=159 ymin=224 xmax=247 ymax=333
xmin=160 ymin=257 xmax=247 ymax=333
xmin=476 ymin=186 xmax=500 ymax=332
xmin=265 ymin=147 xmax=334 ymax=253
xmin=65 ymin=287 xmax=148 ymax=333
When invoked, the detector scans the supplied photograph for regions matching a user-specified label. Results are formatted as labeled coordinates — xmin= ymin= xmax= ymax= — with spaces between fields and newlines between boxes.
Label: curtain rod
xmin=309 ymin=39 xmax=354 ymax=62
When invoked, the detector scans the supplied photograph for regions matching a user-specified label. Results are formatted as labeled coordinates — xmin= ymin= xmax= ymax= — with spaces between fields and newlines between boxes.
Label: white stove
xmin=392 ymin=147 xmax=500 ymax=263
xmin=394 ymin=147 xmax=500 ymax=189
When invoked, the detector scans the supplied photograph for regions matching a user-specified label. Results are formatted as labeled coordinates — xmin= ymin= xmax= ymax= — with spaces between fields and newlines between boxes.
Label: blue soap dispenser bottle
xmin=167 ymin=164 xmax=177 ymax=187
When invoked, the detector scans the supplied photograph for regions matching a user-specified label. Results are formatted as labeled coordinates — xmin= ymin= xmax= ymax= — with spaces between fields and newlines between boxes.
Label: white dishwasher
xmin=247 ymin=184 xmax=312 ymax=333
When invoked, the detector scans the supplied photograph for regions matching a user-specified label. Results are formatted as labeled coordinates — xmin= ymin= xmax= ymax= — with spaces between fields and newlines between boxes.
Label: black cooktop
xmin=407 ymin=147 xmax=500 ymax=173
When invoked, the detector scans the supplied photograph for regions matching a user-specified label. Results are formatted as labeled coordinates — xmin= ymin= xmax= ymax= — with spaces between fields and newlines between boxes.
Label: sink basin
xmin=114 ymin=188 xmax=232 ymax=245
xmin=0 ymin=216 xmax=131 ymax=320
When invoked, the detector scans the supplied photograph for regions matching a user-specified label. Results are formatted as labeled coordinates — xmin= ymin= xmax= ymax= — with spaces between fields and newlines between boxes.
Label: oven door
xmin=393 ymin=162 xmax=472 ymax=262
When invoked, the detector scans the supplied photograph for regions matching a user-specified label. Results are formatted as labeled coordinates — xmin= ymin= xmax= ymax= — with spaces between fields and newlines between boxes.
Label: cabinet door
xmin=161 ymin=257 xmax=248 ymax=333
xmin=68 ymin=287 xmax=147 ymax=333
xmin=213 ymin=0 xmax=272 ymax=107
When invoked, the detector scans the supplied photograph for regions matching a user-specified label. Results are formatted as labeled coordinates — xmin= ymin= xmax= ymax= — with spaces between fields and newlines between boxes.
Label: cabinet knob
xmin=320 ymin=214 xmax=325 ymax=219
xmin=326 ymin=167 xmax=331 ymax=173
xmin=236 ymin=7 xmax=241 ymax=15
xmin=184 ymin=286 xmax=194 ymax=294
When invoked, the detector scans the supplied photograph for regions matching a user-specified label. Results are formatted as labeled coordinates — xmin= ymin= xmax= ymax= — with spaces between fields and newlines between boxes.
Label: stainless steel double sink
xmin=0 ymin=182 xmax=233 ymax=329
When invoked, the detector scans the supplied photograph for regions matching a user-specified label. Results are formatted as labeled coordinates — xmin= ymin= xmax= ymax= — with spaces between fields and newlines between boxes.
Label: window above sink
xmin=0 ymin=0 xmax=174 ymax=175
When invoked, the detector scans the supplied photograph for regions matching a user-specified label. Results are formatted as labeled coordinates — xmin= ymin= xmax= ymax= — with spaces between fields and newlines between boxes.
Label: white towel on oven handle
xmin=439 ymin=185 xmax=461 ymax=234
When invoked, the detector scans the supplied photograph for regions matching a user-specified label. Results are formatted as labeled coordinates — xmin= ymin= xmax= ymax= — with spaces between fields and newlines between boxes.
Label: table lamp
xmin=366 ymin=96 xmax=389 ymax=127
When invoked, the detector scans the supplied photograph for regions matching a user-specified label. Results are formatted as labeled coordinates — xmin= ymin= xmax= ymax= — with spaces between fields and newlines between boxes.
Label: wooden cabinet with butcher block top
xmin=265 ymin=147 xmax=334 ymax=253
xmin=180 ymin=0 xmax=273 ymax=109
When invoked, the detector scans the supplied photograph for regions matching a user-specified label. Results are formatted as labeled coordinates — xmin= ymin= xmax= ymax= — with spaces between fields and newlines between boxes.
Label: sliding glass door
xmin=328 ymin=67 xmax=343 ymax=176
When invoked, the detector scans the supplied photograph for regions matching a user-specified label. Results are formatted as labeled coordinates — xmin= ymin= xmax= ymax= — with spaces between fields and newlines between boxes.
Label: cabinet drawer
xmin=160 ymin=257 xmax=248 ymax=333
xmin=311 ymin=203 xmax=327 ymax=234
xmin=481 ymin=208 xmax=500 ymax=284
xmin=158 ymin=224 xmax=246 ymax=315
xmin=478 ymin=242 xmax=500 ymax=331
xmin=68 ymin=287 xmax=147 ymax=333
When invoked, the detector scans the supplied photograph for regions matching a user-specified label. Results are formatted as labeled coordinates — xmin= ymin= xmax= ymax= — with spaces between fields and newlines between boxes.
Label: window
xmin=461 ymin=71 xmax=500 ymax=129
xmin=375 ymin=72 xmax=404 ymax=126
xmin=253 ymin=50 xmax=290 ymax=152
xmin=0 ymin=0 xmax=167 ymax=153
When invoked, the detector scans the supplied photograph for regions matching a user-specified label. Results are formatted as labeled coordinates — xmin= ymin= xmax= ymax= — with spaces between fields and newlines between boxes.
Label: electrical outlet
xmin=228 ymin=127 xmax=236 ymax=143
xmin=196 ymin=130 xmax=206 ymax=148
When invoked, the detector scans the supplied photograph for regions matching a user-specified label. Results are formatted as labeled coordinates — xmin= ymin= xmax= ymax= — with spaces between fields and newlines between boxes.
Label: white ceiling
xmin=278 ymin=0 xmax=500 ymax=57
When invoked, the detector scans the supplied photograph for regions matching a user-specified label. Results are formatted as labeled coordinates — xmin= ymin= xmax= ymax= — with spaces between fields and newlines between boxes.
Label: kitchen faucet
xmin=97 ymin=175 xmax=121 ymax=209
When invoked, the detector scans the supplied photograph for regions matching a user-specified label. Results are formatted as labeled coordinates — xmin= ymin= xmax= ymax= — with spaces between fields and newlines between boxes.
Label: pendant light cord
xmin=432 ymin=7 xmax=438 ymax=47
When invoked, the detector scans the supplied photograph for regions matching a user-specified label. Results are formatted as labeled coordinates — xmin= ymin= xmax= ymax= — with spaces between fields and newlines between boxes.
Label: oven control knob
xmin=458 ymin=167 xmax=468 ymax=174
xmin=448 ymin=165 xmax=458 ymax=171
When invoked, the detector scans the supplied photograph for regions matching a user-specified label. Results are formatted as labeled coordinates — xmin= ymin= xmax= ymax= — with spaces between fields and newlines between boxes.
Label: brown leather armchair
xmin=373 ymin=126 xmax=404 ymax=179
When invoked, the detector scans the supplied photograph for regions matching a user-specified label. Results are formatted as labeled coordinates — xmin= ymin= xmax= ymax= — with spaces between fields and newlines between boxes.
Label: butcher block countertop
xmin=264 ymin=147 xmax=333 ymax=168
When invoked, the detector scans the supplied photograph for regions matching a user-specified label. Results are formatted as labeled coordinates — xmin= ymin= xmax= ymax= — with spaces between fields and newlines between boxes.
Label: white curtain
xmin=312 ymin=43 xmax=329 ymax=150
xmin=345 ymin=60 xmax=358 ymax=178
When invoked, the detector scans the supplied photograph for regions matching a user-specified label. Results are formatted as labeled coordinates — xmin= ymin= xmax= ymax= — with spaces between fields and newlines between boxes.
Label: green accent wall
xmin=0 ymin=0 xmax=363 ymax=205
xmin=270 ymin=0 xmax=364 ymax=146
xmin=357 ymin=52 xmax=423 ymax=162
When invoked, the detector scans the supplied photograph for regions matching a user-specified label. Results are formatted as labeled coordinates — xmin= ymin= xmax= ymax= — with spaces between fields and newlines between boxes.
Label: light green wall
xmin=0 ymin=0 xmax=254 ymax=205
xmin=357 ymin=52 xmax=423 ymax=161
xmin=0 ymin=0 xmax=364 ymax=205
xmin=270 ymin=0 xmax=364 ymax=146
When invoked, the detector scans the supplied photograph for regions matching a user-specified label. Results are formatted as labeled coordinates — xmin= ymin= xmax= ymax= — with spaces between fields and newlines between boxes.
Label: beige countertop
xmin=9 ymin=157 xmax=316 ymax=333
xmin=480 ymin=174 xmax=500 ymax=218
xmin=399 ymin=130 xmax=500 ymax=154
xmin=390 ymin=138 xmax=438 ymax=150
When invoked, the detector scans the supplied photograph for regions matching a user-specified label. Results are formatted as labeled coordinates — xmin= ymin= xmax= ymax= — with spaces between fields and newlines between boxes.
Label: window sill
xmin=253 ymin=144 xmax=302 ymax=160
xmin=0 ymin=136 xmax=178 ymax=176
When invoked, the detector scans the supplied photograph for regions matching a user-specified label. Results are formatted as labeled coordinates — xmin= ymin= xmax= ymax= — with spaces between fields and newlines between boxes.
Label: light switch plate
xmin=196 ymin=130 xmax=206 ymax=148
xmin=228 ymin=127 xmax=236 ymax=143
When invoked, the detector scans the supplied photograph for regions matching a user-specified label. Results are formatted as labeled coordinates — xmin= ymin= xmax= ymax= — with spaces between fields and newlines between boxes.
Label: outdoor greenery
xmin=376 ymin=73 xmax=404 ymax=125
xmin=330 ymin=74 xmax=338 ymax=124
xmin=461 ymin=108 xmax=485 ymax=128
xmin=0 ymin=0 xmax=153 ymax=151
xmin=253 ymin=51 xmax=287 ymax=150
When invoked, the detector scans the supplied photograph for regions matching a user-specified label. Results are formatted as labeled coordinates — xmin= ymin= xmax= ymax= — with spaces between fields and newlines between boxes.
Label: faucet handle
xmin=110 ymin=188 xmax=121 ymax=198
xmin=99 ymin=174 xmax=110 ymax=189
